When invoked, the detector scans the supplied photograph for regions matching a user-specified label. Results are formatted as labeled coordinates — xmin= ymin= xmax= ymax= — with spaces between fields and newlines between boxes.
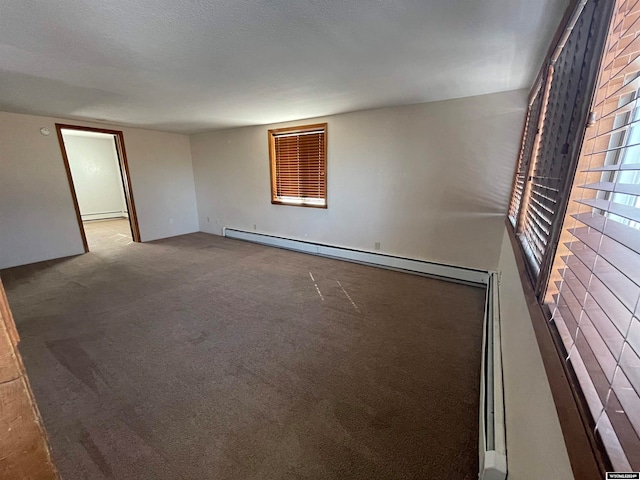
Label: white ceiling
xmin=0 ymin=0 xmax=567 ymax=134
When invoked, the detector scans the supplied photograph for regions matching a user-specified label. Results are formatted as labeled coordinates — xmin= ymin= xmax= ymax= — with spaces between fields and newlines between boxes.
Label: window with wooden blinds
xmin=268 ymin=124 xmax=327 ymax=208
xmin=546 ymin=0 xmax=640 ymax=470
xmin=517 ymin=0 xmax=612 ymax=279
xmin=506 ymin=0 xmax=626 ymax=475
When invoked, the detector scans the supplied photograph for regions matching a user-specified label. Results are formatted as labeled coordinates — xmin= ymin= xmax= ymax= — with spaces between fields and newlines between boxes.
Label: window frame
xmin=268 ymin=123 xmax=328 ymax=209
xmin=506 ymin=0 xmax=620 ymax=477
xmin=514 ymin=0 xmax=614 ymax=298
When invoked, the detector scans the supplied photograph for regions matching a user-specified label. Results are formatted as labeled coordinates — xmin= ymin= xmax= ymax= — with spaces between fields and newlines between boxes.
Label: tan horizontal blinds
xmin=518 ymin=0 xmax=607 ymax=275
xmin=547 ymin=0 xmax=640 ymax=470
xmin=269 ymin=124 xmax=327 ymax=207
xmin=509 ymin=86 xmax=544 ymax=225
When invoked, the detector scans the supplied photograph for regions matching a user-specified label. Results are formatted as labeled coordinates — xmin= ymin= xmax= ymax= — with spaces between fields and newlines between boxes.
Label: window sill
xmin=504 ymin=218 xmax=610 ymax=480
xmin=271 ymin=200 xmax=327 ymax=209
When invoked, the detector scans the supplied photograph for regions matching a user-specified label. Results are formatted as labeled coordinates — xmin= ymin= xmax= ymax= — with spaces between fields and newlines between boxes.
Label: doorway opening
xmin=55 ymin=124 xmax=141 ymax=252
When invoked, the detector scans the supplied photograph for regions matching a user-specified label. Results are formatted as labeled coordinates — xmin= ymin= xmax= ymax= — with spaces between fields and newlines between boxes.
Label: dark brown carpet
xmin=1 ymin=230 xmax=485 ymax=480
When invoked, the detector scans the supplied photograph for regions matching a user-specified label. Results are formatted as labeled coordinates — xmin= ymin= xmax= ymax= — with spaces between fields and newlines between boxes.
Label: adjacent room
xmin=59 ymin=127 xmax=136 ymax=251
xmin=1 ymin=0 xmax=637 ymax=479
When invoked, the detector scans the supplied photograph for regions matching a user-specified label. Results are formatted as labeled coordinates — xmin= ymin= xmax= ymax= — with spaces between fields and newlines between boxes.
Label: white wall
xmin=497 ymin=227 xmax=574 ymax=479
xmin=63 ymin=133 xmax=128 ymax=221
xmin=190 ymin=89 xmax=527 ymax=271
xmin=0 ymin=111 xmax=199 ymax=269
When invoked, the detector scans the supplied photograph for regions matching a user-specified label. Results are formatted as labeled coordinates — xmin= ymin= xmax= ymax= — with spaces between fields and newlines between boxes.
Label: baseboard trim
xmin=223 ymin=228 xmax=489 ymax=285
xmin=81 ymin=211 xmax=129 ymax=221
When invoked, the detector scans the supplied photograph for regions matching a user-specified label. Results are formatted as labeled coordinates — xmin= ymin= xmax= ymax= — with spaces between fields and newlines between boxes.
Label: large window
xmin=268 ymin=123 xmax=327 ymax=208
xmin=508 ymin=0 xmax=640 ymax=473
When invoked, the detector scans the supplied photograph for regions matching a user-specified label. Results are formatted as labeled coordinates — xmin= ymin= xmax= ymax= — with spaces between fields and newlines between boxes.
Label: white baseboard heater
xmin=222 ymin=228 xmax=489 ymax=285
xmin=222 ymin=228 xmax=506 ymax=478
xmin=479 ymin=272 xmax=507 ymax=479
xmin=81 ymin=210 xmax=129 ymax=221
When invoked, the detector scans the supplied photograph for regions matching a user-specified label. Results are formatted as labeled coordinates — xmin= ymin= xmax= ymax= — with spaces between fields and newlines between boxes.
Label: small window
xmin=268 ymin=123 xmax=327 ymax=208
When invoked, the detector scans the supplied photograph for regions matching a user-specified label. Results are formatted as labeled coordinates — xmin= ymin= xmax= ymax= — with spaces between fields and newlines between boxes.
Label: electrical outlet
xmin=216 ymin=219 xmax=220 ymax=225
xmin=207 ymin=216 xmax=210 ymax=223
xmin=169 ymin=218 xmax=174 ymax=224
xmin=375 ymin=242 xmax=381 ymax=250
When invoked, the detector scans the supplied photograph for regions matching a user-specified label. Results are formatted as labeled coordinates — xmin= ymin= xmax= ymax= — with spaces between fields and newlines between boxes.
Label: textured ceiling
xmin=0 ymin=0 xmax=567 ymax=134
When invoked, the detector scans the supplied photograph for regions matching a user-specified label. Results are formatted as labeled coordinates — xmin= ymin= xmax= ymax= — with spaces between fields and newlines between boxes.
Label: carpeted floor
xmin=1 ymin=230 xmax=485 ymax=480
xmin=83 ymin=218 xmax=132 ymax=251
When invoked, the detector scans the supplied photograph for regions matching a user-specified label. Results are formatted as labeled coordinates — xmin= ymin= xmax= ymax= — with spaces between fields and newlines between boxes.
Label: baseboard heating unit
xmin=222 ymin=228 xmax=507 ymax=478
xmin=479 ymin=272 xmax=507 ymax=479
xmin=222 ymin=228 xmax=489 ymax=285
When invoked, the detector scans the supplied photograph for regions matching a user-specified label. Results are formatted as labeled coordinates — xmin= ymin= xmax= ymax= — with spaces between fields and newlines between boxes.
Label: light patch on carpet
xmin=309 ymin=271 xmax=324 ymax=301
xmin=336 ymin=280 xmax=359 ymax=312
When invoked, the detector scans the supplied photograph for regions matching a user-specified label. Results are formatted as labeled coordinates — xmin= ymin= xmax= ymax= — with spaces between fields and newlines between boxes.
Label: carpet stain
xmin=335 ymin=403 xmax=398 ymax=432
xmin=119 ymin=405 xmax=154 ymax=444
xmin=369 ymin=409 xmax=399 ymax=430
xmin=236 ymin=364 xmax=281 ymax=392
xmin=189 ymin=330 xmax=209 ymax=345
xmin=118 ymin=404 xmax=170 ymax=460
xmin=46 ymin=337 xmax=104 ymax=394
xmin=79 ymin=425 xmax=113 ymax=478
xmin=334 ymin=401 xmax=370 ymax=432
xmin=70 ymin=280 xmax=89 ymax=290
